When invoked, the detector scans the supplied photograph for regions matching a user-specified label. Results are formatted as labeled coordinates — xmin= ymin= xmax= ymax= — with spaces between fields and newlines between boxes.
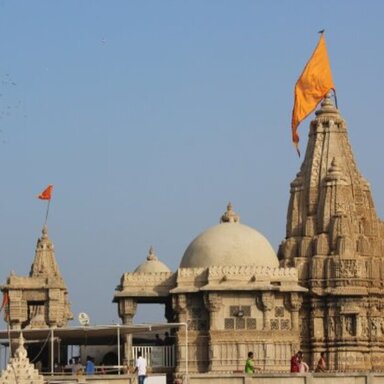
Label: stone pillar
xmin=8 ymin=290 xmax=25 ymax=330
xmin=119 ymin=299 xmax=137 ymax=325
xmin=172 ymin=294 xmax=189 ymax=372
xmin=173 ymin=294 xmax=188 ymax=323
xmin=260 ymin=292 xmax=274 ymax=330
xmin=204 ymin=293 xmax=223 ymax=372
xmin=118 ymin=299 xmax=137 ymax=364
xmin=204 ymin=293 xmax=222 ymax=329
xmin=288 ymin=293 xmax=303 ymax=331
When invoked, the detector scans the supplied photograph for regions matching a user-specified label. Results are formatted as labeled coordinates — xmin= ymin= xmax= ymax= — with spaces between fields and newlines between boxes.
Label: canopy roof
xmin=0 ymin=323 xmax=181 ymax=346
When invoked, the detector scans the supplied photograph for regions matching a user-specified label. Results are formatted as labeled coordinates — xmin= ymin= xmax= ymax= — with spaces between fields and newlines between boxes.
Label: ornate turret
xmin=1 ymin=226 xmax=73 ymax=329
xmin=279 ymin=94 xmax=384 ymax=371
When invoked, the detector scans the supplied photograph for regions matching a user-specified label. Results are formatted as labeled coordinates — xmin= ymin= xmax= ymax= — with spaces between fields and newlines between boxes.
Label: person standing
xmin=85 ymin=356 xmax=95 ymax=375
xmin=315 ymin=352 xmax=327 ymax=372
xmin=290 ymin=351 xmax=301 ymax=373
xmin=164 ymin=332 xmax=172 ymax=345
xmin=72 ymin=358 xmax=83 ymax=375
xmin=155 ymin=334 xmax=163 ymax=345
xmin=298 ymin=353 xmax=309 ymax=372
xmin=245 ymin=352 xmax=255 ymax=374
xmin=135 ymin=351 xmax=147 ymax=384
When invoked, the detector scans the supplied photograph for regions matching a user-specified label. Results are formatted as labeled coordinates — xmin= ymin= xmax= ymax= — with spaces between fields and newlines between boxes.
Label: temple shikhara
xmin=2 ymin=94 xmax=384 ymax=377
xmin=279 ymin=94 xmax=384 ymax=371
xmin=2 ymin=225 xmax=72 ymax=330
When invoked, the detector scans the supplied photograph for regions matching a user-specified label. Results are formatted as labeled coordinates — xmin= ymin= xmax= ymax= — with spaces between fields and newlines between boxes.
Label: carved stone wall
xmin=115 ymin=254 xmax=306 ymax=373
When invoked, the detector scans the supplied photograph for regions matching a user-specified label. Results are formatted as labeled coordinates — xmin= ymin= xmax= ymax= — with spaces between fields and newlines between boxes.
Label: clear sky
xmin=0 ymin=0 xmax=383 ymax=328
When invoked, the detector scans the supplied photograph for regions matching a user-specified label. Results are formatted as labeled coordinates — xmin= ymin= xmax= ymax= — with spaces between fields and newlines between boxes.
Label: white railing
xmin=132 ymin=345 xmax=175 ymax=368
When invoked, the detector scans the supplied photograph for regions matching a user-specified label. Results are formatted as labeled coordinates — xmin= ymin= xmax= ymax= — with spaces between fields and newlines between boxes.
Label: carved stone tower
xmin=0 ymin=333 xmax=44 ymax=384
xmin=278 ymin=94 xmax=384 ymax=371
xmin=1 ymin=225 xmax=73 ymax=329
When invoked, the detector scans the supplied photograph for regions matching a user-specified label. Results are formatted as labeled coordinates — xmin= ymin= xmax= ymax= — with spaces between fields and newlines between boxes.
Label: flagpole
xmin=333 ymin=89 xmax=338 ymax=109
xmin=7 ymin=319 xmax=11 ymax=362
xmin=4 ymin=293 xmax=11 ymax=361
xmin=45 ymin=199 xmax=51 ymax=225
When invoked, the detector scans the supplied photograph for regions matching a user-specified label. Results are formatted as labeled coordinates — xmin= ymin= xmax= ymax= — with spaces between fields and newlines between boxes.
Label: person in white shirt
xmin=135 ymin=351 xmax=147 ymax=384
xmin=298 ymin=354 xmax=309 ymax=373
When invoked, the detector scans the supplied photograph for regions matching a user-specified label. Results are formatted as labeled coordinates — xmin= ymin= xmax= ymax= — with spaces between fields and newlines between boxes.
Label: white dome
xmin=180 ymin=221 xmax=278 ymax=269
xmin=134 ymin=259 xmax=171 ymax=273
xmin=134 ymin=247 xmax=171 ymax=273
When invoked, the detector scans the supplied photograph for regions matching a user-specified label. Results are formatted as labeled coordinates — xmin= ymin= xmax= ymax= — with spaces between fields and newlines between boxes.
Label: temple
xmin=2 ymin=95 xmax=384 ymax=374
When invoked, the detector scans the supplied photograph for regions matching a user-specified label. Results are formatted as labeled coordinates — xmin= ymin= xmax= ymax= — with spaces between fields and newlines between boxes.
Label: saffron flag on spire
xmin=38 ymin=185 xmax=53 ymax=200
xmin=291 ymin=33 xmax=335 ymax=155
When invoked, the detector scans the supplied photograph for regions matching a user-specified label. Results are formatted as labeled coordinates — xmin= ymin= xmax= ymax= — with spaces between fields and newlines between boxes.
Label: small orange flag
xmin=291 ymin=33 xmax=335 ymax=154
xmin=0 ymin=291 xmax=9 ymax=313
xmin=38 ymin=185 xmax=53 ymax=200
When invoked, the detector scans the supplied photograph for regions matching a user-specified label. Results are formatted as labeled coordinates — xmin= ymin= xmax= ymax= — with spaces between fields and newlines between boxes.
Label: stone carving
xmin=260 ymin=292 xmax=274 ymax=311
xmin=270 ymin=319 xmax=279 ymax=330
xmin=275 ymin=306 xmax=284 ymax=317
xmin=344 ymin=315 xmax=355 ymax=336
xmin=360 ymin=316 xmax=369 ymax=338
xmin=173 ymin=294 xmax=188 ymax=315
xmin=0 ymin=334 xmax=44 ymax=384
xmin=281 ymin=319 xmax=290 ymax=330
xmin=327 ymin=317 xmax=335 ymax=337
xmin=286 ymin=293 xmax=303 ymax=312
xmin=204 ymin=293 xmax=222 ymax=313
xmin=339 ymin=260 xmax=360 ymax=278
xmin=208 ymin=265 xmax=297 ymax=278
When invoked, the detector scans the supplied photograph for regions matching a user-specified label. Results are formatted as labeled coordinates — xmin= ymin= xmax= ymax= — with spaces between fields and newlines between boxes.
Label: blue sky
xmin=0 ymin=1 xmax=383 ymax=327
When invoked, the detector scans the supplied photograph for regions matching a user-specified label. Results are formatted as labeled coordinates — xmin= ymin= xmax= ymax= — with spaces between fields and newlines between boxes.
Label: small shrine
xmin=1 ymin=225 xmax=72 ymax=330
xmin=0 ymin=334 xmax=44 ymax=384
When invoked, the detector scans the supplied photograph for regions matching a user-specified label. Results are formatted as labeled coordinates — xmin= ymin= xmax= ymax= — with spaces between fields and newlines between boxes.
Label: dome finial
xmin=133 ymin=246 xmax=171 ymax=272
xmin=42 ymin=225 xmax=48 ymax=239
xmin=315 ymin=92 xmax=339 ymax=117
xmin=147 ymin=246 xmax=158 ymax=261
xmin=220 ymin=202 xmax=240 ymax=223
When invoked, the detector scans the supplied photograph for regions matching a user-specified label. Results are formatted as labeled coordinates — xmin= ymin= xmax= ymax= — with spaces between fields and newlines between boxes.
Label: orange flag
xmin=38 ymin=185 xmax=53 ymax=200
xmin=0 ymin=291 xmax=9 ymax=313
xmin=291 ymin=33 xmax=335 ymax=154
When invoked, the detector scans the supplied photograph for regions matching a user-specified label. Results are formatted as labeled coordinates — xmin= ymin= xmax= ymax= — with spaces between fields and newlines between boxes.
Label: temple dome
xmin=180 ymin=203 xmax=278 ymax=268
xmin=134 ymin=247 xmax=171 ymax=273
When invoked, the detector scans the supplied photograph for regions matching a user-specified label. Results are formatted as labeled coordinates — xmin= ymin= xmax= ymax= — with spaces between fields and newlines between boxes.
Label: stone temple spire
xmin=2 ymin=225 xmax=73 ymax=329
xmin=279 ymin=93 xmax=383 ymax=280
xmin=278 ymin=93 xmax=384 ymax=371
xmin=29 ymin=225 xmax=64 ymax=282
